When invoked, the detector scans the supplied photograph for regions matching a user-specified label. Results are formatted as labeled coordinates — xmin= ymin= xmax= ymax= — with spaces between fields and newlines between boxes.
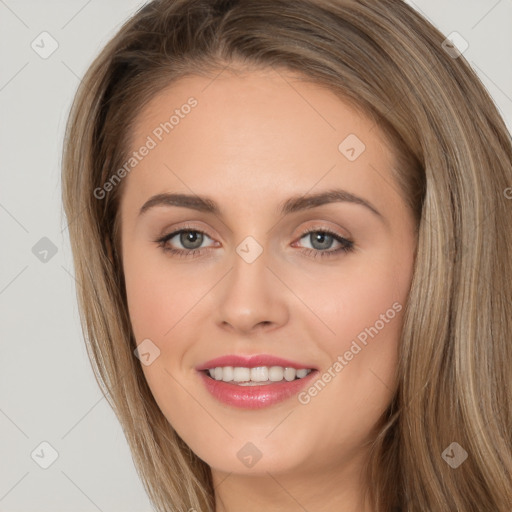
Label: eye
xmin=155 ymin=225 xmax=354 ymax=259
xmin=170 ymin=230 xmax=209 ymax=250
xmin=155 ymin=226 xmax=217 ymax=258
xmin=294 ymin=229 xmax=354 ymax=258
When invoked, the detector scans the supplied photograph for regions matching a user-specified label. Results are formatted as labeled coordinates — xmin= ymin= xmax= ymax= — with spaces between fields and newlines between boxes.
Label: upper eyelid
xmin=160 ymin=226 xmax=213 ymax=241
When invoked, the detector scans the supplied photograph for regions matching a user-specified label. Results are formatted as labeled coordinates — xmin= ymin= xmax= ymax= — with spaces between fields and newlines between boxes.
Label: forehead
xmin=121 ymin=68 xmax=398 ymax=219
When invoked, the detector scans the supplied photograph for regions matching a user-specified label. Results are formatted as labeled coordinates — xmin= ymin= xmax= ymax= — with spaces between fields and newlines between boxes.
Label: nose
xmin=214 ymin=246 xmax=289 ymax=335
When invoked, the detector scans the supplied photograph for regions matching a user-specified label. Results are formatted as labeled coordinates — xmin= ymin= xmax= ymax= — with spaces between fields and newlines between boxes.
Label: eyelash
xmin=155 ymin=224 xmax=355 ymax=260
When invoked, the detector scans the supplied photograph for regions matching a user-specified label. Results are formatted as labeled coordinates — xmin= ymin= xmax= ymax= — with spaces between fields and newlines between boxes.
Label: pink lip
xmin=198 ymin=370 xmax=318 ymax=409
xmin=195 ymin=354 xmax=318 ymax=409
xmin=196 ymin=354 xmax=317 ymax=371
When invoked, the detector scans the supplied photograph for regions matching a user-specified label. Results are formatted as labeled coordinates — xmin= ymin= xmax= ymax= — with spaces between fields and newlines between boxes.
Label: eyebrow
xmin=138 ymin=188 xmax=385 ymax=223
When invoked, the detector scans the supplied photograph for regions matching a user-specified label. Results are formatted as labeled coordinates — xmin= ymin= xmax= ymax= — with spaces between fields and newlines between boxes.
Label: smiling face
xmin=118 ymin=66 xmax=416 ymax=487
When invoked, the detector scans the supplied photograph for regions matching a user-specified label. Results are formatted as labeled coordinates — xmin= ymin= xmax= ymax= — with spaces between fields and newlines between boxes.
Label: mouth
xmin=196 ymin=356 xmax=319 ymax=409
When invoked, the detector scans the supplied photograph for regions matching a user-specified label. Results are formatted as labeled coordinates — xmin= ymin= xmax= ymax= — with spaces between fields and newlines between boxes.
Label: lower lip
xmin=198 ymin=370 xmax=318 ymax=409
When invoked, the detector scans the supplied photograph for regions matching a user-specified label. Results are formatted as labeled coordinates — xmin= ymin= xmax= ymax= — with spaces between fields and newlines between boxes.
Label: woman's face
xmin=119 ymin=67 xmax=416 ymax=479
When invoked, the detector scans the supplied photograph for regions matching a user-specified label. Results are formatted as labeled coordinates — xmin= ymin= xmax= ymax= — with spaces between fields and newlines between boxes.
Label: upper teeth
xmin=207 ymin=366 xmax=312 ymax=383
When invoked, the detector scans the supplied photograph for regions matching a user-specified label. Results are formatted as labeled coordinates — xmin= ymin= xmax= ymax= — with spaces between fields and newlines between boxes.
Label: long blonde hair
xmin=61 ymin=0 xmax=512 ymax=510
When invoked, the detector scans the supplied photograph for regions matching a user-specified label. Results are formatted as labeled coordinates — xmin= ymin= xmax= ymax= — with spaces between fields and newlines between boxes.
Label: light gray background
xmin=1 ymin=1 xmax=511 ymax=511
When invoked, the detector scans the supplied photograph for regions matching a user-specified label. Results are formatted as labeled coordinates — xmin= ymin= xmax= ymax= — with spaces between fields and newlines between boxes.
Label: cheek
xmin=123 ymin=248 xmax=212 ymax=344
xmin=301 ymin=254 xmax=407 ymax=347
xmin=309 ymin=254 xmax=409 ymax=394
xmin=123 ymin=255 xmax=204 ymax=434
xmin=289 ymin=269 xmax=406 ymax=449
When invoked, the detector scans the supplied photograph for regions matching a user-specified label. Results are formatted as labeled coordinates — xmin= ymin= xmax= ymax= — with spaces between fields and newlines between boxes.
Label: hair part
xmin=61 ymin=0 xmax=512 ymax=510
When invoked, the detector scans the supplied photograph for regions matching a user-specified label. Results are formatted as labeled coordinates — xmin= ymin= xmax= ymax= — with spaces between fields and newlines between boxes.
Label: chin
xmin=192 ymin=436 xmax=313 ymax=476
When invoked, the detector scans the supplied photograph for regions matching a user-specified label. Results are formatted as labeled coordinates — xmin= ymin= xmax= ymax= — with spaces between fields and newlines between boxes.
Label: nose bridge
xmin=215 ymin=234 xmax=288 ymax=333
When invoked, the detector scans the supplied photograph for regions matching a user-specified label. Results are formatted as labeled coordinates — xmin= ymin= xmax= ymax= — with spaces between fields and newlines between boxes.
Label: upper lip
xmin=196 ymin=354 xmax=317 ymax=371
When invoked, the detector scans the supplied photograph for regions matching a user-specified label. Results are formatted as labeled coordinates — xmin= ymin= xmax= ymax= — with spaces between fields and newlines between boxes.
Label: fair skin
xmin=119 ymin=66 xmax=417 ymax=512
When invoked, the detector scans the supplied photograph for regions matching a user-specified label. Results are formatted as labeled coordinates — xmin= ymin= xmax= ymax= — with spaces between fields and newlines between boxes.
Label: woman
xmin=61 ymin=0 xmax=512 ymax=510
